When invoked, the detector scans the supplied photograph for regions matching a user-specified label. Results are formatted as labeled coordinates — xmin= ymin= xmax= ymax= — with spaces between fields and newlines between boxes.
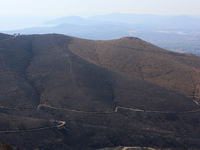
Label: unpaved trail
xmin=37 ymin=104 xmax=200 ymax=114
xmin=194 ymin=100 xmax=200 ymax=106
xmin=116 ymin=106 xmax=144 ymax=112
xmin=0 ymin=100 xmax=199 ymax=133
xmin=56 ymin=121 xmax=66 ymax=128
xmin=115 ymin=106 xmax=200 ymax=114
xmin=37 ymin=103 xmax=112 ymax=114
xmin=1 ymin=101 xmax=200 ymax=115
xmin=0 ymin=119 xmax=66 ymax=134
xmin=0 ymin=34 xmax=19 ymax=41
xmin=0 ymin=126 xmax=54 ymax=134
xmin=122 ymin=146 xmax=156 ymax=150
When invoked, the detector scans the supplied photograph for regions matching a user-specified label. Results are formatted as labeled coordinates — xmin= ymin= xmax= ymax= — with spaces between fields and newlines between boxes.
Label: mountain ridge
xmin=68 ymin=36 xmax=200 ymax=102
xmin=0 ymin=33 xmax=200 ymax=110
xmin=3 ymin=14 xmax=200 ymax=57
xmin=0 ymin=33 xmax=200 ymax=149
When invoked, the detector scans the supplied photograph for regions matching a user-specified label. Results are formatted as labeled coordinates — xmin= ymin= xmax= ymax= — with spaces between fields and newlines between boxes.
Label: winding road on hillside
xmin=1 ymin=100 xmax=199 ymax=115
xmin=0 ymin=116 xmax=65 ymax=134
xmin=37 ymin=103 xmax=200 ymax=114
xmin=1 ymin=102 xmax=199 ymax=134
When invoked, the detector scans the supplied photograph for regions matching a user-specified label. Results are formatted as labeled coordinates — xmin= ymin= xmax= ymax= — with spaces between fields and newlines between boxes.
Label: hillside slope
xmin=68 ymin=36 xmax=200 ymax=102
xmin=0 ymin=33 xmax=200 ymax=149
xmin=0 ymin=33 xmax=198 ymax=112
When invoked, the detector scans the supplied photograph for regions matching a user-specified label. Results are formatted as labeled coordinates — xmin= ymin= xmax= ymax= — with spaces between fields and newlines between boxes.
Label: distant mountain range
xmin=0 ymin=33 xmax=200 ymax=149
xmin=88 ymin=13 xmax=200 ymax=29
xmin=44 ymin=13 xmax=200 ymax=30
xmin=3 ymin=13 xmax=200 ymax=56
xmin=5 ymin=13 xmax=200 ymax=34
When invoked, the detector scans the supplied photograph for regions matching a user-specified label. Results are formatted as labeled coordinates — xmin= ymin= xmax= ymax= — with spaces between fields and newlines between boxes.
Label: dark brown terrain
xmin=0 ymin=33 xmax=200 ymax=149
xmin=69 ymin=37 xmax=200 ymax=102
xmin=0 ymin=142 xmax=19 ymax=150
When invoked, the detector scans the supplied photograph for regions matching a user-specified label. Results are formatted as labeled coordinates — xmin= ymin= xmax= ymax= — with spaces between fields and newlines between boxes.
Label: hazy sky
xmin=1 ymin=0 xmax=200 ymax=30
xmin=1 ymin=0 xmax=200 ymax=17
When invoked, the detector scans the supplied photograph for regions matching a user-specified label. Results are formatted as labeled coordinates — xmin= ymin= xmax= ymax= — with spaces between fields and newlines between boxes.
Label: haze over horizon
xmin=1 ymin=0 xmax=200 ymax=31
